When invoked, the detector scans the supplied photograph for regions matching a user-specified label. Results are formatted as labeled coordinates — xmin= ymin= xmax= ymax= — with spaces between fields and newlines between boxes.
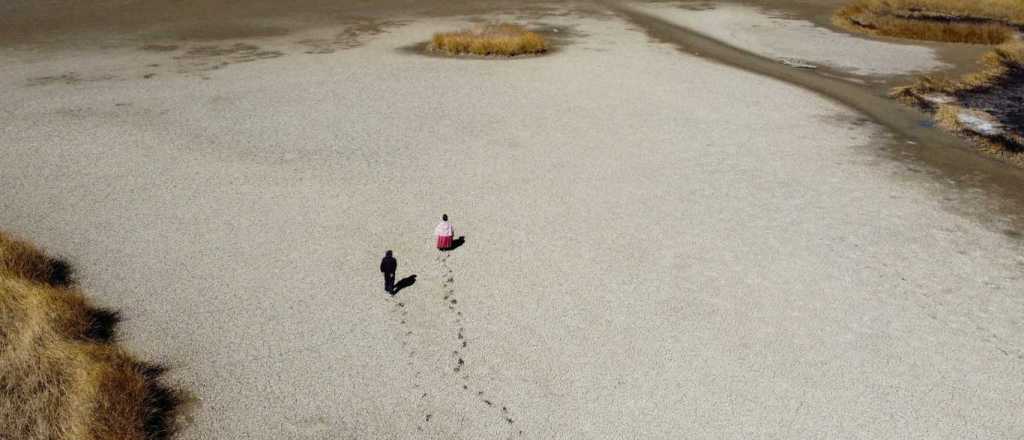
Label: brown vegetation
xmin=834 ymin=0 xmax=1024 ymax=44
xmin=0 ymin=232 xmax=73 ymax=286
xmin=0 ymin=231 xmax=182 ymax=440
xmin=430 ymin=24 xmax=547 ymax=56
xmin=893 ymin=40 xmax=1024 ymax=95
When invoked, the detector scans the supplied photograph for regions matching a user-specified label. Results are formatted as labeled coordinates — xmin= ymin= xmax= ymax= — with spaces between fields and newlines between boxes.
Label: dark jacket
xmin=380 ymin=256 xmax=397 ymax=274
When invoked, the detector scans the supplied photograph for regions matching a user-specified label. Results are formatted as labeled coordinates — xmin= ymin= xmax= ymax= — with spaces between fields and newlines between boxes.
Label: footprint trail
xmin=437 ymin=252 xmax=524 ymax=438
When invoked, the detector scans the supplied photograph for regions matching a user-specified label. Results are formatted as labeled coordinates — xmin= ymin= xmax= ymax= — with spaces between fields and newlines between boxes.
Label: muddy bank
xmin=605 ymin=1 xmax=1024 ymax=229
xmin=957 ymin=68 xmax=1024 ymax=143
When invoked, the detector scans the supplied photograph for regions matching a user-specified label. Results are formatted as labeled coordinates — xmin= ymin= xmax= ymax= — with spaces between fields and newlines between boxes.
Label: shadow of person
xmin=449 ymin=236 xmax=466 ymax=251
xmin=392 ymin=275 xmax=417 ymax=295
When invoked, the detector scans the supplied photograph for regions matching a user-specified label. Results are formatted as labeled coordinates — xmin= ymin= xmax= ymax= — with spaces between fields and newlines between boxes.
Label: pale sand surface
xmin=632 ymin=1 xmax=950 ymax=76
xmin=2 ymin=7 xmax=1024 ymax=440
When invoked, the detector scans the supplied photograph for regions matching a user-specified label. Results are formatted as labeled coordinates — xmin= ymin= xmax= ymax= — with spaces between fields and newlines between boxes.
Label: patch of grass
xmin=834 ymin=0 xmax=1023 ymax=44
xmin=0 ymin=231 xmax=73 ymax=286
xmin=861 ymin=0 xmax=1024 ymax=24
xmin=894 ymin=40 xmax=1024 ymax=95
xmin=430 ymin=24 xmax=547 ymax=57
xmin=0 ymin=231 xmax=183 ymax=440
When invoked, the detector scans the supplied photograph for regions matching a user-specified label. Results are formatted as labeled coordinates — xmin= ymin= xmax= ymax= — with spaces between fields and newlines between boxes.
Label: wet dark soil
xmin=956 ymin=67 xmax=1024 ymax=150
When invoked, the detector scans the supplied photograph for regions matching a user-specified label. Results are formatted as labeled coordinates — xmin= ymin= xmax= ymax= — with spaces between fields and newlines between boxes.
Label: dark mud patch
xmin=26 ymin=72 xmax=118 ymax=86
xmin=955 ymin=67 xmax=1024 ymax=151
xmin=1 ymin=0 xmax=594 ymax=49
xmin=173 ymin=43 xmax=284 ymax=73
xmin=141 ymin=44 xmax=180 ymax=52
xmin=297 ymin=19 xmax=408 ymax=54
xmin=166 ymin=22 xmax=290 ymax=42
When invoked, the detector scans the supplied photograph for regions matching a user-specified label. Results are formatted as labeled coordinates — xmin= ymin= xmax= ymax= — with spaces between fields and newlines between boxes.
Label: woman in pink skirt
xmin=435 ymin=214 xmax=454 ymax=250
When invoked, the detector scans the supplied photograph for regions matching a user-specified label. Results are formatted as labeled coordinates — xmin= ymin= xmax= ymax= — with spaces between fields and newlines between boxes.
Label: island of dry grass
xmin=834 ymin=0 xmax=1024 ymax=44
xmin=1 ymin=231 xmax=182 ymax=440
xmin=430 ymin=24 xmax=547 ymax=57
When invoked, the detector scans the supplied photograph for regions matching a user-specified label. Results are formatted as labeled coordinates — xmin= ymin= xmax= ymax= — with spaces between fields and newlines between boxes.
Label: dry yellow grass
xmin=0 ymin=231 xmax=73 ymax=286
xmin=834 ymin=0 xmax=1024 ymax=43
xmin=857 ymin=0 xmax=1024 ymax=24
xmin=0 ymin=231 xmax=182 ymax=440
xmin=893 ymin=41 xmax=1024 ymax=96
xmin=430 ymin=24 xmax=547 ymax=56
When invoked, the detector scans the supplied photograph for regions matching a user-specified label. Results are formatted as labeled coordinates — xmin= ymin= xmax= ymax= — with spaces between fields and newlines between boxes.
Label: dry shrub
xmin=431 ymin=24 xmax=547 ymax=56
xmin=1 ymin=234 xmax=182 ymax=440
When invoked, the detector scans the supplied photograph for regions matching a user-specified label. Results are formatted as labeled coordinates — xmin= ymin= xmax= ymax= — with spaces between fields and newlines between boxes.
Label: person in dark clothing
xmin=380 ymin=250 xmax=397 ymax=294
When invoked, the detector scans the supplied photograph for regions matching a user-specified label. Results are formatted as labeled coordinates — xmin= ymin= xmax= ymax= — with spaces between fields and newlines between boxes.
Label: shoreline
xmin=607 ymin=1 xmax=1024 ymax=231
xmin=832 ymin=1 xmax=1024 ymax=166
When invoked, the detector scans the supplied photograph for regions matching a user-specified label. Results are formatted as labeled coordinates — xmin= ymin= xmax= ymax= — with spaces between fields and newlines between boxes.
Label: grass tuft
xmin=1 ymin=231 xmax=184 ymax=440
xmin=0 ymin=231 xmax=74 ymax=287
xmin=430 ymin=23 xmax=548 ymax=56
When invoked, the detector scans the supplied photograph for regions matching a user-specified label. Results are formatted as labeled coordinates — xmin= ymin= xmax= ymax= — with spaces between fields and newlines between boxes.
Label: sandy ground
xmin=2 ymin=4 xmax=1024 ymax=439
xmin=632 ymin=1 xmax=950 ymax=76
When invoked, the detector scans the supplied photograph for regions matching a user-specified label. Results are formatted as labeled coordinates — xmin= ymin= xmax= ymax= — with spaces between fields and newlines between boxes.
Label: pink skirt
xmin=437 ymin=235 xmax=453 ymax=250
